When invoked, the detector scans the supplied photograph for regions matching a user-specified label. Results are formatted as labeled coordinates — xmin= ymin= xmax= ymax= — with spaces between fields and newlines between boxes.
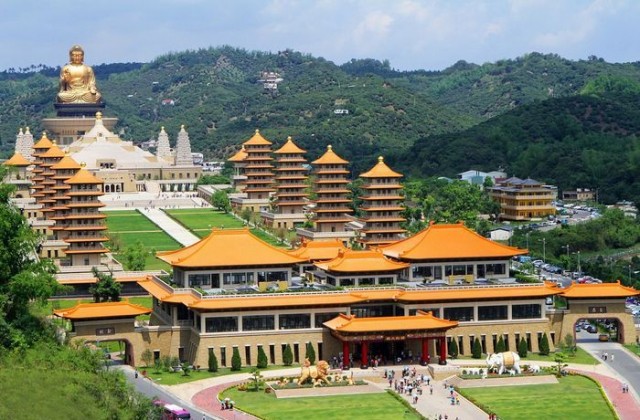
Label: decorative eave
xmin=53 ymin=300 xmax=151 ymax=320
xmin=312 ymin=145 xmax=348 ymax=165
xmin=360 ymin=156 xmax=402 ymax=178
xmin=315 ymin=249 xmax=410 ymax=273
xmin=243 ymin=129 xmax=272 ymax=146
xmin=561 ymin=280 xmax=640 ymax=299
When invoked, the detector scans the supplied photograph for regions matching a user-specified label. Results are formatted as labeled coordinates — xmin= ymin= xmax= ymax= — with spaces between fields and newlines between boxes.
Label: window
xmin=257 ymin=271 xmax=288 ymax=282
xmin=205 ymin=317 xmax=238 ymax=333
xmin=269 ymin=345 xmax=276 ymax=364
xmin=512 ymin=304 xmax=541 ymax=319
xmin=444 ymin=307 xmax=474 ymax=322
xmin=245 ymin=346 xmax=251 ymax=365
xmin=409 ymin=308 xmax=441 ymax=317
xmin=220 ymin=347 xmax=227 ymax=367
xmin=242 ymin=315 xmax=275 ymax=331
xmin=351 ymin=305 xmax=394 ymax=318
xmin=317 ymin=342 xmax=323 ymax=360
xmin=293 ymin=343 xmax=300 ymax=363
xmin=279 ymin=314 xmax=311 ymax=330
xmin=478 ymin=305 xmax=508 ymax=321
xmin=189 ymin=274 xmax=211 ymax=287
xmin=315 ymin=312 xmax=340 ymax=328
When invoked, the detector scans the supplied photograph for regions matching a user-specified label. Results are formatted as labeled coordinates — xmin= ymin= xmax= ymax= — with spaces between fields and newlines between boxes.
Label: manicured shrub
xmin=305 ymin=342 xmax=316 ymax=364
xmin=231 ymin=347 xmax=242 ymax=371
xmin=518 ymin=337 xmax=528 ymax=358
xmin=495 ymin=336 xmax=506 ymax=353
xmin=208 ymin=348 xmax=218 ymax=372
xmin=539 ymin=333 xmax=550 ymax=356
xmin=283 ymin=344 xmax=293 ymax=366
xmin=257 ymin=346 xmax=268 ymax=369
xmin=448 ymin=339 xmax=459 ymax=359
xmin=472 ymin=338 xmax=482 ymax=359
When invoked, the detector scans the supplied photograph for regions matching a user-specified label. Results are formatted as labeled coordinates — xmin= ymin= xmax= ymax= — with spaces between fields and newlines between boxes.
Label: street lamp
xmin=538 ymin=238 xmax=546 ymax=262
xmin=572 ymin=251 xmax=581 ymax=275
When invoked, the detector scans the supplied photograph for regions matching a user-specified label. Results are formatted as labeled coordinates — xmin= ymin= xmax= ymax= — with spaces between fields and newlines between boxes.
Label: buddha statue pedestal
xmin=55 ymin=102 xmax=106 ymax=118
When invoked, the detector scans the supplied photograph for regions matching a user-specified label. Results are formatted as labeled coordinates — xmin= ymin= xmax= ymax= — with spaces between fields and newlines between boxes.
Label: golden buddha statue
xmin=57 ymin=45 xmax=102 ymax=104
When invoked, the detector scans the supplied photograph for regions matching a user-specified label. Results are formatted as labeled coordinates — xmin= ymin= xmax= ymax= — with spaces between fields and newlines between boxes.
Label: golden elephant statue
xmin=298 ymin=359 xmax=330 ymax=386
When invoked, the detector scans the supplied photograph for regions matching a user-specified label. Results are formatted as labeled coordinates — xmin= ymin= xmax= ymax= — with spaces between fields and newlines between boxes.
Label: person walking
xmin=610 ymin=354 xmax=615 ymax=362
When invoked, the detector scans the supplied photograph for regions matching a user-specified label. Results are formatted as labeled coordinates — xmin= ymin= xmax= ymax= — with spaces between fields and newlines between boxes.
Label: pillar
xmin=420 ymin=338 xmax=429 ymax=365
xmin=361 ymin=341 xmax=369 ymax=369
xmin=342 ymin=341 xmax=350 ymax=370
xmin=439 ymin=337 xmax=447 ymax=365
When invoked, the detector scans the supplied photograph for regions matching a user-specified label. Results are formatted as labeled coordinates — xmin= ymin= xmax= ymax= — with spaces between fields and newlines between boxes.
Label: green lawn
xmin=220 ymin=387 xmax=421 ymax=420
xmin=105 ymin=210 xmax=161 ymax=232
xmin=460 ymin=375 xmax=615 ymax=420
xmin=457 ymin=348 xmax=599 ymax=366
xmin=164 ymin=209 xmax=244 ymax=236
xmin=142 ymin=365 xmax=290 ymax=386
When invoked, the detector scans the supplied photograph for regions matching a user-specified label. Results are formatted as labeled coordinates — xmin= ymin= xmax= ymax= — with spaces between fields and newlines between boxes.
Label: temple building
xmin=297 ymin=145 xmax=354 ymax=243
xmin=2 ymin=151 xmax=32 ymax=199
xmin=358 ymin=156 xmax=406 ymax=247
xmin=262 ymin=136 xmax=309 ymax=229
xmin=230 ymin=130 xmax=276 ymax=213
xmin=228 ymin=145 xmax=248 ymax=191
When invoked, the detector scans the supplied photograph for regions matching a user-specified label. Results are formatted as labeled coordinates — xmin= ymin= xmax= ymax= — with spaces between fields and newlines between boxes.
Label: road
xmin=577 ymin=330 xmax=640 ymax=400
xmin=113 ymin=363 xmax=213 ymax=420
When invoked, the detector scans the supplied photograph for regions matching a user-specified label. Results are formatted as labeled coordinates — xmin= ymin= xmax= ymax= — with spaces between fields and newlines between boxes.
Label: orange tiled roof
xmin=51 ymin=155 xmax=82 ymax=170
xmin=561 ymin=280 xmax=640 ymax=299
xmin=53 ymin=301 xmax=151 ymax=320
xmin=383 ymin=283 xmax=562 ymax=303
xmin=315 ymin=249 xmax=409 ymax=273
xmin=228 ymin=146 xmax=248 ymax=162
xmin=157 ymin=228 xmax=305 ymax=268
xmin=33 ymin=132 xmax=53 ymax=149
xmin=275 ymin=136 xmax=306 ymax=154
xmin=381 ymin=222 xmax=527 ymax=260
xmin=287 ymin=239 xmax=348 ymax=261
xmin=65 ymin=168 xmax=104 ymax=184
xmin=190 ymin=293 xmax=363 ymax=310
xmin=40 ymin=144 xmax=65 ymax=158
xmin=324 ymin=311 xmax=458 ymax=333
xmin=243 ymin=129 xmax=272 ymax=146
xmin=3 ymin=152 xmax=31 ymax=166
xmin=360 ymin=156 xmax=402 ymax=178
xmin=312 ymin=145 xmax=348 ymax=165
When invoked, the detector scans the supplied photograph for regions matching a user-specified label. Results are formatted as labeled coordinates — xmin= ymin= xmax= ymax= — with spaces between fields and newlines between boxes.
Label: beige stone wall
xmin=558 ymin=300 xmax=637 ymax=345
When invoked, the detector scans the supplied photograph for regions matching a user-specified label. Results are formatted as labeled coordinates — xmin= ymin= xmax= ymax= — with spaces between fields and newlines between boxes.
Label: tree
xmin=249 ymin=369 xmax=263 ymax=391
xmin=211 ymin=190 xmax=231 ymax=213
xmin=305 ymin=342 xmax=316 ymax=364
xmin=257 ymin=346 xmax=268 ymax=369
xmin=518 ymin=337 xmax=528 ymax=358
xmin=448 ymin=339 xmax=459 ymax=359
xmin=472 ymin=338 xmax=482 ymax=359
xmin=121 ymin=240 xmax=146 ymax=271
xmin=283 ymin=344 xmax=293 ymax=366
xmin=563 ymin=333 xmax=576 ymax=355
xmin=231 ymin=347 xmax=242 ymax=371
xmin=495 ymin=336 xmax=506 ymax=353
xmin=539 ymin=333 xmax=550 ymax=356
xmin=89 ymin=268 xmax=121 ymax=303
xmin=554 ymin=352 xmax=568 ymax=377
xmin=208 ymin=348 xmax=218 ymax=372
xmin=141 ymin=349 xmax=153 ymax=368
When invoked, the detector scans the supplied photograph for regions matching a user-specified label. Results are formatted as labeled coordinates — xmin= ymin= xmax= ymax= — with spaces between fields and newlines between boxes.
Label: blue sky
xmin=1 ymin=0 xmax=638 ymax=71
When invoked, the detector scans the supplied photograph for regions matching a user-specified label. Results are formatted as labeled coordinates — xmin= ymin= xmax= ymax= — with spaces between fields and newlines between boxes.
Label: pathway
xmin=140 ymin=208 xmax=200 ymax=247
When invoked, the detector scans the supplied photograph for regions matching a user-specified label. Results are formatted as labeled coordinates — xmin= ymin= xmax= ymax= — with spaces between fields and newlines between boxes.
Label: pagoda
xmin=228 ymin=145 xmax=248 ymax=191
xmin=297 ymin=145 xmax=354 ymax=243
xmin=262 ymin=136 xmax=309 ymax=229
xmin=62 ymin=165 xmax=108 ymax=266
xmin=230 ymin=130 xmax=275 ymax=213
xmin=48 ymin=153 xmax=83 ymax=244
xmin=358 ymin=156 xmax=406 ymax=247
xmin=2 ymin=152 xmax=32 ymax=199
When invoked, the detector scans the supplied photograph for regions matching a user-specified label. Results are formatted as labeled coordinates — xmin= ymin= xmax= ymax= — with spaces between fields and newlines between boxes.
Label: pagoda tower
xmin=62 ymin=165 xmax=107 ymax=266
xmin=262 ymin=136 xmax=309 ymax=229
xmin=358 ymin=156 xmax=406 ymax=247
xmin=49 ymin=153 xmax=83 ymax=243
xmin=297 ymin=145 xmax=354 ymax=243
xmin=231 ymin=130 xmax=275 ymax=213
xmin=227 ymin=145 xmax=248 ymax=191
xmin=2 ymin=152 xmax=32 ymax=199
xmin=30 ymin=132 xmax=54 ymax=209
xmin=37 ymin=142 xmax=66 ymax=217
xmin=156 ymin=126 xmax=172 ymax=162
xmin=174 ymin=125 xmax=193 ymax=166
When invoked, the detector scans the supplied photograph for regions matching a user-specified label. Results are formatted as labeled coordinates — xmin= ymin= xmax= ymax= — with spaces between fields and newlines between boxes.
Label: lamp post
xmin=539 ymin=238 xmax=546 ymax=263
xmin=573 ymin=251 xmax=581 ymax=275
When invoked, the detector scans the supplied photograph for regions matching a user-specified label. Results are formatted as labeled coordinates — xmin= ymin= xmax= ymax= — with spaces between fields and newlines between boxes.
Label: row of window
xmin=412 ymin=263 xmax=506 ymax=279
xmin=409 ymin=304 xmax=541 ymax=322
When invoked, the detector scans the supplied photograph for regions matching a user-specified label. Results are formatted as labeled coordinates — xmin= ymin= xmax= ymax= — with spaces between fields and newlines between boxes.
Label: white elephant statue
xmin=486 ymin=351 xmax=521 ymax=375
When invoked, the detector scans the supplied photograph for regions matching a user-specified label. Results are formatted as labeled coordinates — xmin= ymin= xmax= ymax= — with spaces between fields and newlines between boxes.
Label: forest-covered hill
xmin=1 ymin=47 xmax=639 ymax=200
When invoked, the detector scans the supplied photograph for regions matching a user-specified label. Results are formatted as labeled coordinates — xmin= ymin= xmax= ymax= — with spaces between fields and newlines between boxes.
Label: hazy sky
xmin=2 ymin=0 xmax=638 ymax=71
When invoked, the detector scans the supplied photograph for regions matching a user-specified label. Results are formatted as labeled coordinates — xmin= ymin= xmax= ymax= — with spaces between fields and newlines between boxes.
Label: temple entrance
xmin=367 ymin=341 xmax=405 ymax=365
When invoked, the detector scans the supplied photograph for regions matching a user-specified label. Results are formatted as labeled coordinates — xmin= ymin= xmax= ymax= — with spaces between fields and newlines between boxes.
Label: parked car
xmin=587 ymin=325 xmax=597 ymax=333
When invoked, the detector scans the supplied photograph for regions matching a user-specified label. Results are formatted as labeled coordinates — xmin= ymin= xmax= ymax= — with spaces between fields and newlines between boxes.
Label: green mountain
xmin=1 ymin=47 xmax=639 ymax=196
